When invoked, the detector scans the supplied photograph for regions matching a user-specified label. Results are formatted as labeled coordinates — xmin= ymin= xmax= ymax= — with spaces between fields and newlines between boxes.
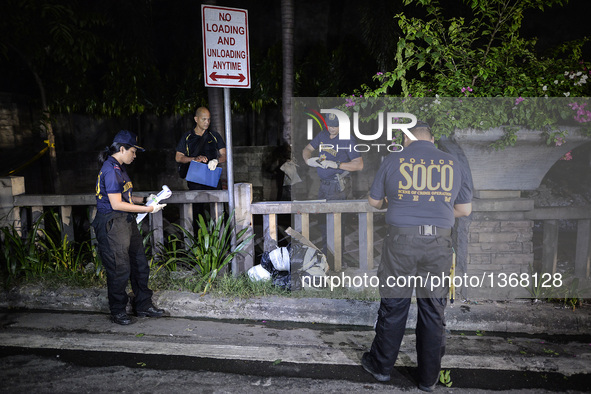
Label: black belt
xmin=389 ymin=225 xmax=452 ymax=237
xmin=320 ymin=174 xmax=350 ymax=185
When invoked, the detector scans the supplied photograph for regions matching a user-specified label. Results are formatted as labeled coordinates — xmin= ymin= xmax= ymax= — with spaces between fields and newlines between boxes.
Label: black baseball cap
xmin=325 ymin=112 xmax=339 ymax=127
xmin=411 ymin=121 xmax=431 ymax=130
xmin=113 ymin=130 xmax=144 ymax=151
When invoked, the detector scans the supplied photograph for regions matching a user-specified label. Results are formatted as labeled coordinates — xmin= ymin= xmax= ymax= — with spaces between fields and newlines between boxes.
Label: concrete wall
xmin=459 ymin=191 xmax=535 ymax=299
xmin=1 ymin=96 xmax=378 ymax=202
xmin=0 ymin=94 xmax=52 ymax=194
xmin=0 ymin=96 xmax=284 ymax=200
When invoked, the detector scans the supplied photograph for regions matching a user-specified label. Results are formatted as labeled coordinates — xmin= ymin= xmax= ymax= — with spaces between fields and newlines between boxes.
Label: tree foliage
xmin=356 ymin=0 xmax=590 ymax=98
xmin=0 ymin=0 xmax=206 ymax=117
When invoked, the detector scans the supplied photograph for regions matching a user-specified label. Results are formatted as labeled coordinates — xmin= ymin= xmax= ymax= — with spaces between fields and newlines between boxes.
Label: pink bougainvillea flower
xmin=560 ymin=151 xmax=573 ymax=161
xmin=568 ymin=102 xmax=591 ymax=123
xmin=461 ymin=86 xmax=473 ymax=96
xmin=555 ymin=136 xmax=564 ymax=146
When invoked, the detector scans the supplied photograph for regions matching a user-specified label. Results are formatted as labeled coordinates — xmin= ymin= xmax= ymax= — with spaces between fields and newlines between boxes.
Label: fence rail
xmin=251 ymin=200 xmax=384 ymax=271
xmin=1 ymin=176 xmax=590 ymax=279
xmin=12 ymin=191 xmax=226 ymax=256
xmin=3 ymin=181 xmax=386 ymax=273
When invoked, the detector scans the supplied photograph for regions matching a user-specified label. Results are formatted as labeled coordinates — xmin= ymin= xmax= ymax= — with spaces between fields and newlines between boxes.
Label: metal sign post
xmin=202 ymin=5 xmax=250 ymax=275
xmin=223 ymin=86 xmax=236 ymax=264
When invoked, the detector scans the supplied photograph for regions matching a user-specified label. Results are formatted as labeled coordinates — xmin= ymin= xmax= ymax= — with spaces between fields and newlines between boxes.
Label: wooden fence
xmin=1 ymin=180 xmax=383 ymax=273
xmin=1 ymin=176 xmax=590 ymax=279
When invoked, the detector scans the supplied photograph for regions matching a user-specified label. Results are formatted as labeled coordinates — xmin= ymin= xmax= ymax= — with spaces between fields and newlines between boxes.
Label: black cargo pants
xmin=367 ymin=226 xmax=453 ymax=388
xmin=92 ymin=212 xmax=153 ymax=315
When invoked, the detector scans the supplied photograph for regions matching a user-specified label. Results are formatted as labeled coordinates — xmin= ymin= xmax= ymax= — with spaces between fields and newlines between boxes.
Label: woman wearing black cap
xmin=92 ymin=130 xmax=167 ymax=325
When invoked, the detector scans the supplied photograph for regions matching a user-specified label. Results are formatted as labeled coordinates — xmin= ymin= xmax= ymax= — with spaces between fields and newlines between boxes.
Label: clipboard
xmin=185 ymin=161 xmax=222 ymax=188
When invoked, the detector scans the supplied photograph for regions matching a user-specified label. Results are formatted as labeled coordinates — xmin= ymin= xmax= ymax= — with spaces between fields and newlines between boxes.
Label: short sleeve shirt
xmin=369 ymin=140 xmax=472 ymax=228
xmin=176 ymin=129 xmax=226 ymax=162
xmin=95 ymin=156 xmax=134 ymax=214
xmin=310 ymin=129 xmax=361 ymax=180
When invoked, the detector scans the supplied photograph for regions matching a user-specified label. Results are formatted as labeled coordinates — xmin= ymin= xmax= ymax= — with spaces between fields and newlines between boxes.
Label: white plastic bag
xmin=247 ymin=265 xmax=271 ymax=281
xmin=269 ymin=247 xmax=290 ymax=272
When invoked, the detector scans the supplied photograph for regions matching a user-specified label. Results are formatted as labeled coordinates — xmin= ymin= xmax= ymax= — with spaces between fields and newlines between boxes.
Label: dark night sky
xmin=2 ymin=0 xmax=590 ymax=101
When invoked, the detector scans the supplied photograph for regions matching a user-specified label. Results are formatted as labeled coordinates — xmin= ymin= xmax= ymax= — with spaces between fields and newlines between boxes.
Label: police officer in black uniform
xmin=361 ymin=122 xmax=472 ymax=392
xmin=93 ymin=130 xmax=167 ymax=325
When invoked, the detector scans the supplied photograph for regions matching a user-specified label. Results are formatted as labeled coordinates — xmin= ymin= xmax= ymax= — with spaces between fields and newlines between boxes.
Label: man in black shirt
xmin=175 ymin=107 xmax=226 ymax=218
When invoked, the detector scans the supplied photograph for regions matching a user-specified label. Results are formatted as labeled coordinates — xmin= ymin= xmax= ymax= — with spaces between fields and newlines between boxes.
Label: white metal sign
xmin=202 ymin=5 xmax=250 ymax=88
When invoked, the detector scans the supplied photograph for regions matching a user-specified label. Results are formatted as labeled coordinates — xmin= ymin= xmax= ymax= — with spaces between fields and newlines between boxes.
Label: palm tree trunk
xmin=208 ymin=87 xmax=226 ymax=136
xmin=281 ymin=0 xmax=294 ymax=145
xmin=203 ymin=0 xmax=226 ymax=139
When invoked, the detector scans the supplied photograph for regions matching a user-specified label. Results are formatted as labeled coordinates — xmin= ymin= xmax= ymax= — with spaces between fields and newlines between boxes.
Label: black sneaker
xmin=111 ymin=312 xmax=133 ymax=325
xmin=136 ymin=305 xmax=165 ymax=318
xmin=418 ymin=382 xmax=437 ymax=392
xmin=361 ymin=352 xmax=391 ymax=382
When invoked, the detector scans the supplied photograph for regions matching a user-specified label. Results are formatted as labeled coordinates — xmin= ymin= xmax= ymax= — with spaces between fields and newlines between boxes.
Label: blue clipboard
xmin=185 ymin=161 xmax=222 ymax=188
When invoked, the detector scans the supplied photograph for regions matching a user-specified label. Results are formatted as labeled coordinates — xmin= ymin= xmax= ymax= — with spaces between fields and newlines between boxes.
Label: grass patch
xmin=0 ymin=210 xmax=379 ymax=301
xmin=7 ymin=273 xmax=106 ymax=291
xmin=209 ymin=273 xmax=291 ymax=298
xmin=147 ymin=271 xmax=380 ymax=301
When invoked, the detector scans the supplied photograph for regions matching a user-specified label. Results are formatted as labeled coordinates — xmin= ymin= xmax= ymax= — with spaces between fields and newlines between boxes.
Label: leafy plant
xmin=539 ymin=270 xmax=590 ymax=311
xmin=151 ymin=233 xmax=194 ymax=275
xmin=34 ymin=211 xmax=93 ymax=274
xmin=0 ymin=209 xmax=105 ymax=288
xmin=557 ymin=277 xmax=587 ymax=311
xmin=1 ymin=215 xmax=43 ymax=282
xmin=439 ymin=369 xmax=452 ymax=387
xmin=172 ymin=211 xmax=254 ymax=294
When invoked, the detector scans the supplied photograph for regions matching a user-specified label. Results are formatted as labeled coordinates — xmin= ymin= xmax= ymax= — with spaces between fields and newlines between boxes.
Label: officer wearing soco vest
xmin=361 ymin=122 xmax=472 ymax=392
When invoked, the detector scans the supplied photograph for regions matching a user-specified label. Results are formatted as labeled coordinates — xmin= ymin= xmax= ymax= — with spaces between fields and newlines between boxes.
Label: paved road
xmin=1 ymin=310 xmax=590 ymax=393
xmin=2 ymin=353 xmax=588 ymax=394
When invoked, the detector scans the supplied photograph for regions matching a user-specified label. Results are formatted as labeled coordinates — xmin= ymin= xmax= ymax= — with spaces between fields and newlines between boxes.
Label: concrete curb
xmin=1 ymin=286 xmax=589 ymax=335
